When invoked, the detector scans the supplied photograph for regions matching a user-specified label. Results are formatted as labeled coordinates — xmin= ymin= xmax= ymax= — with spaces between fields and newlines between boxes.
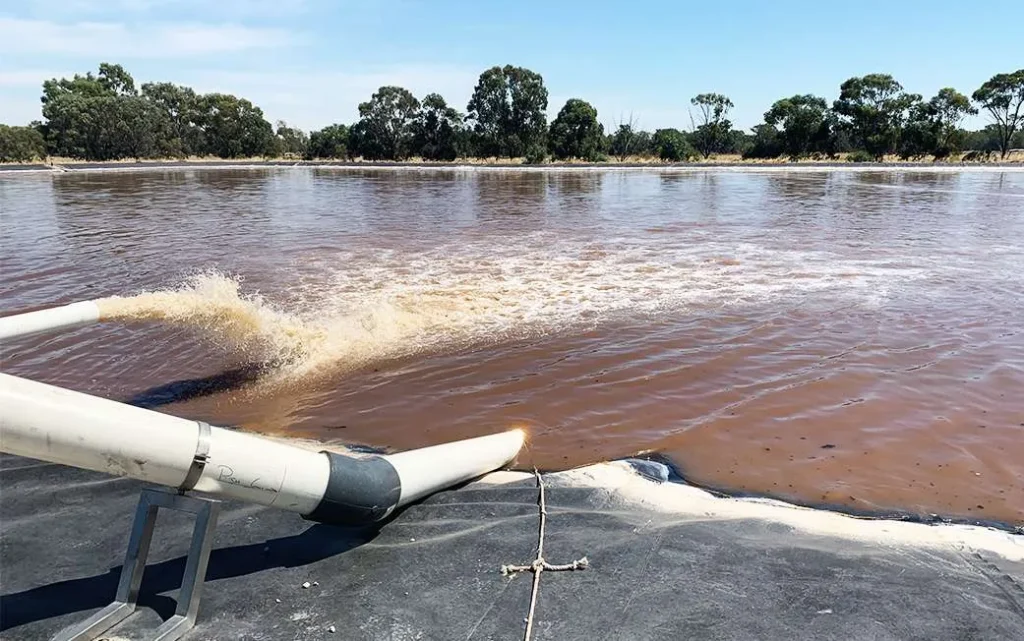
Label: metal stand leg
xmin=53 ymin=489 xmax=220 ymax=641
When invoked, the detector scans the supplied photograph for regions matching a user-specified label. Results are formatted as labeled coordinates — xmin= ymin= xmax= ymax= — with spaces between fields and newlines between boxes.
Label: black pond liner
xmin=2 ymin=452 xmax=1022 ymax=641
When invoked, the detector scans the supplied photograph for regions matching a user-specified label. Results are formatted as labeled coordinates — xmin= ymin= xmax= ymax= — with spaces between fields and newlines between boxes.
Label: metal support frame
xmin=53 ymin=489 xmax=220 ymax=641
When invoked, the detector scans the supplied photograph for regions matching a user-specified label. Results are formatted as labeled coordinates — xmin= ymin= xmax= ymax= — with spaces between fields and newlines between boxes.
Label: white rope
xmin=501 ymin=469 xmax=589 ymax=641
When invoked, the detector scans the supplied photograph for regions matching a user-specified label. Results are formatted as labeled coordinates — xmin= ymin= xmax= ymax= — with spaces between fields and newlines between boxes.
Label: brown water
xmin=1 ymin=167 xmax=1022 ymax=525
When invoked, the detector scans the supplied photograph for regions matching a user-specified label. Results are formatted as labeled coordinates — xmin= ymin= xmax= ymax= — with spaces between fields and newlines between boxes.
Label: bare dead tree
xmin=611 ymin=111 xmax=641 ymax=161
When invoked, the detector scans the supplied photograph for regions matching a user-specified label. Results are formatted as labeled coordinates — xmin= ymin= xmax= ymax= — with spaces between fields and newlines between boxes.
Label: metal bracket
xmin=179 ymin=421 xmax=212 ymax=493
xmin=53 ymin=489 xmax=220 ymax=641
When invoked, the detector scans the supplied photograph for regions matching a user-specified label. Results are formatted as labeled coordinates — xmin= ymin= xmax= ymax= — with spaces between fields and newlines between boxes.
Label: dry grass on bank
xmin=401 ymin=151 xmax=1024 ymax=165
xmin=4 ymin=150 xmax=1023 ymax=167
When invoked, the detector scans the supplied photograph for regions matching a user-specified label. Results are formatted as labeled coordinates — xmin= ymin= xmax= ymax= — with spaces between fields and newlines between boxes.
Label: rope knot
xmin=498 ymin=469 xmax=590 ymax=641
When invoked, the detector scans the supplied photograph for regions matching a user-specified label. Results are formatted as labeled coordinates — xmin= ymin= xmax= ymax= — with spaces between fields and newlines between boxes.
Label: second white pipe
xmin=0 ymin=301 xmax=101 ymax=342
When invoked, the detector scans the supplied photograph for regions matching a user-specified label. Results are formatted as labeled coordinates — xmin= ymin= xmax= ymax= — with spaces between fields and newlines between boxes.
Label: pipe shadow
xmin=125 ymin=366 xmax=265 ymax=409
xmin=0 ymin=522 xmax=377 ymax=632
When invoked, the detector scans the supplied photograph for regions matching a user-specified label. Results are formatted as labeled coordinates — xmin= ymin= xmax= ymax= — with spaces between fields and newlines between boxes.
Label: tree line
xmin=1 ymin=63 xmax=1022 ymax=164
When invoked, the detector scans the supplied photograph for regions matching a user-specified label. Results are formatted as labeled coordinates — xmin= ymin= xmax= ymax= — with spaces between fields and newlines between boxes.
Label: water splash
xmin=98 ymin=273 xmax=325 ymax=368
xmin=94 ymin=237 xmax=925 ymax=382
xmin=95 ymin=271 xmax=508 ymax=381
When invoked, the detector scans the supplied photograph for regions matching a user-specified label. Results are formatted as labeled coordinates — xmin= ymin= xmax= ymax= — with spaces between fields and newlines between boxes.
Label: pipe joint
xmin=305 ymin=452 xmax=402 ymax=526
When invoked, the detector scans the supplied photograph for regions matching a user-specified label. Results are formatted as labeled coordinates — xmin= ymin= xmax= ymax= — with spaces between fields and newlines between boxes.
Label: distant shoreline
xmin=2 ymin=158 xmax=1023 ymax=173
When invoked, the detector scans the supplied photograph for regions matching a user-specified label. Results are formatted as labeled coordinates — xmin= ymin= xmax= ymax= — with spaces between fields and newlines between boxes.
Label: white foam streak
xmin=97 ymin=234 xmax=925 ymax=380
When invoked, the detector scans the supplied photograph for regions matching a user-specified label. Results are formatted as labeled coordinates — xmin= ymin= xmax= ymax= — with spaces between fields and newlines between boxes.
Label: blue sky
xmin=1 ymin=0 xmax=1020 ymax=132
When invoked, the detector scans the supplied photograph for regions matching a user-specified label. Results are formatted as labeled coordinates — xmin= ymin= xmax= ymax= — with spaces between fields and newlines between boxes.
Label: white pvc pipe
xmin=0 ymin=372 xmax=331 ymax=514
xmin=386 ymin=430 xmax=529 ymax=505
xmin=0 ymin=301 xmax=101 ymax=342
xmin=0 ymin=373 xmax=525 ymax=523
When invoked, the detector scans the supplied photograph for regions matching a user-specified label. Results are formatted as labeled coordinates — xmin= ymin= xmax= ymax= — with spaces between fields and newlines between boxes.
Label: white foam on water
xmin=97 ymin=232 xmax=927 ymax=381
xmin=524 ymin=462 xmax=1024 ymax=561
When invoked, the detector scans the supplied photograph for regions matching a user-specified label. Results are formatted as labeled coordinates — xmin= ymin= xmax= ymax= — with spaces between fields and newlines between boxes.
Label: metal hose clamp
xmin=179 ymin=421 xmax=212 ymax=493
